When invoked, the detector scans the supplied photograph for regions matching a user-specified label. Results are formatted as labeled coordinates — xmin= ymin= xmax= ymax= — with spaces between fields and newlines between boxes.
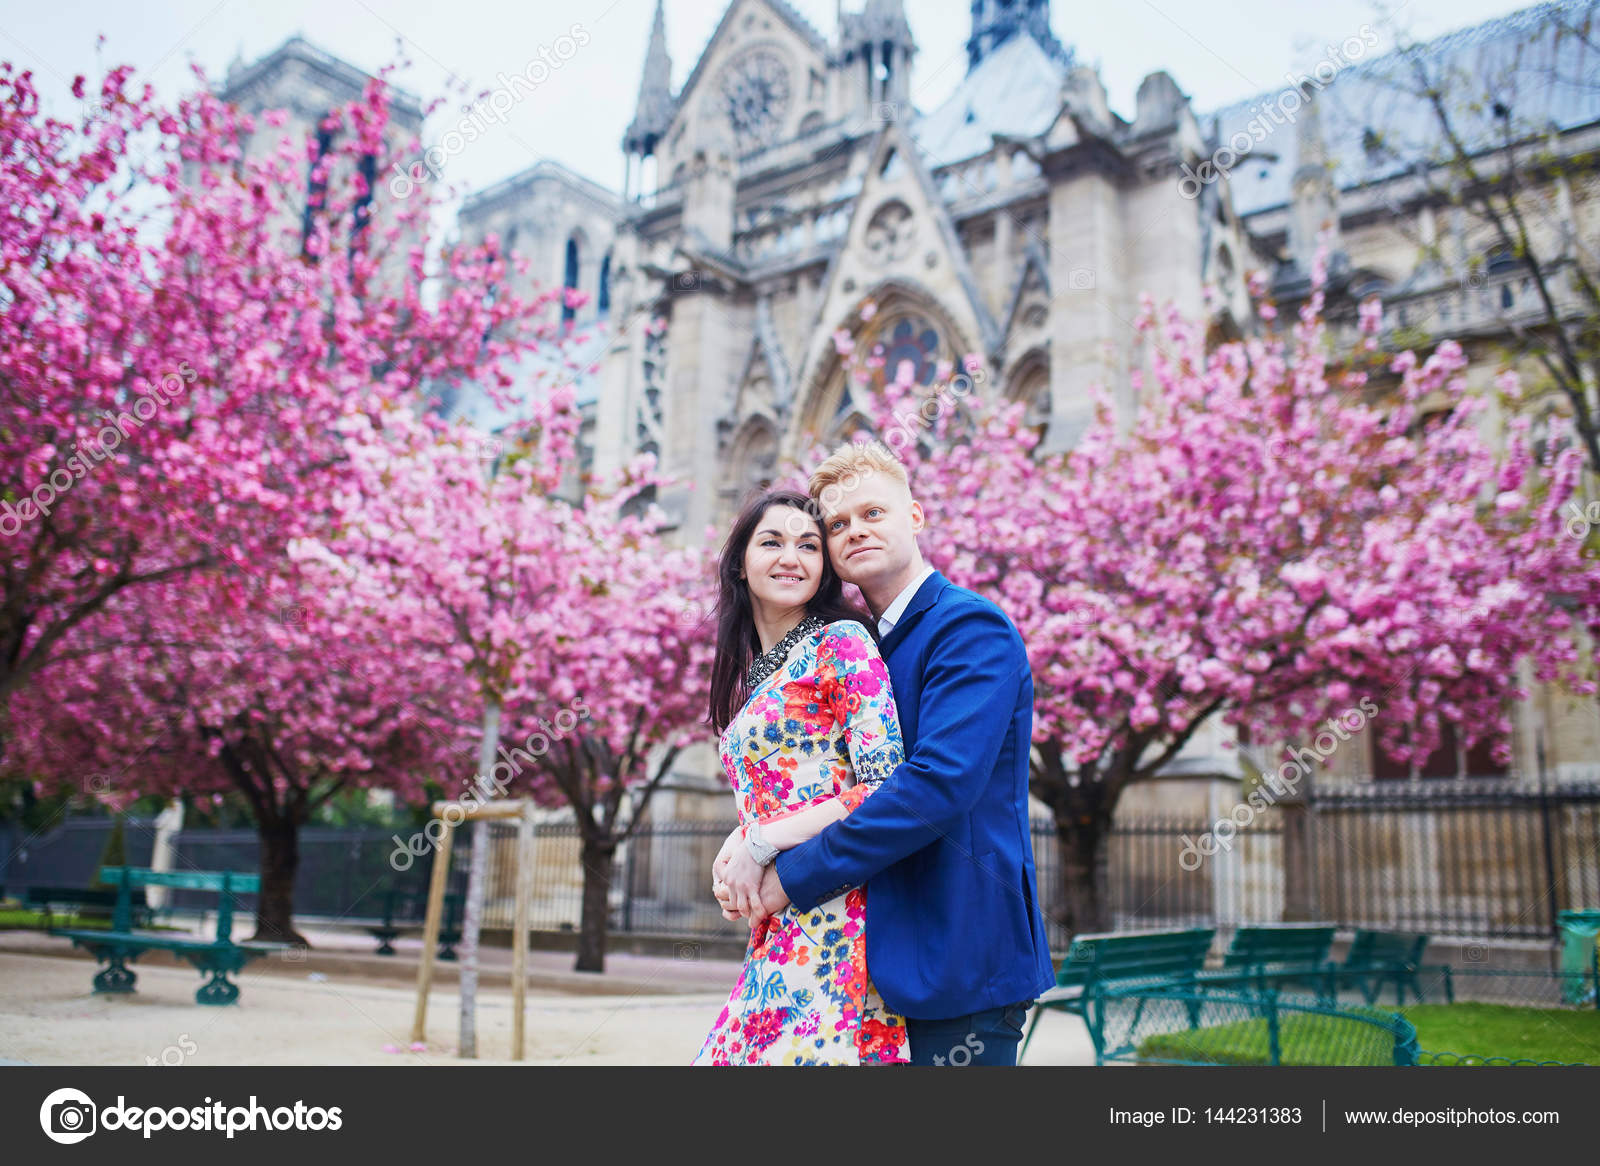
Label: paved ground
xmin=0 ymin=929 xmax=1098 ymax=1065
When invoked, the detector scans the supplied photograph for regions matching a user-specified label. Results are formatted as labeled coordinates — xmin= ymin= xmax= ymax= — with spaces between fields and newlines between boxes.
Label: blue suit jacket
xmin=773 ymin=570 xmax=1056 ymax=1019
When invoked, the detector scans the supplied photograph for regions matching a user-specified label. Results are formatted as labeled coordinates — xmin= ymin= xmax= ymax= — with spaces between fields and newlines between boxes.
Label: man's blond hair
xmin=807 ymin=440 xmax=909 ymax=504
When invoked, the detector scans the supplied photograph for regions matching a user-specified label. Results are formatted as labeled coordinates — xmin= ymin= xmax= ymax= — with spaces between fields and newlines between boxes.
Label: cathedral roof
xmin=911 ymin=31 xmax=1070 ymax=167
xmin=461 ymin=159 xmax=622 ymax=221
xmin=839 ymin=0 xmax=915 ymax=49
xmin=674 ymin=0 xmax=830 ymax=122
xmin=219 ymin=35 xmax=425 ymax=124
xmin=1205 ymin=0 xmax=1600 ymax=216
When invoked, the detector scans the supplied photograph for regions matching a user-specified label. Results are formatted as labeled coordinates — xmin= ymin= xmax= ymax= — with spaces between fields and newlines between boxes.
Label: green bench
xmin=51 ymin=866 xmax=286 ymax=1005
xmin=363 ymin=888 xmax=464 ymax=959
xmin=1020 ymin=927 xmax=1216 ymax=1063
xmin=1205 ymin=923 xmax=1338 ymax=1002
xmin=1335 ymin=929 xmax=1431 ymax=1005
xmin=23 ymin=884 xmax=156 ymax=930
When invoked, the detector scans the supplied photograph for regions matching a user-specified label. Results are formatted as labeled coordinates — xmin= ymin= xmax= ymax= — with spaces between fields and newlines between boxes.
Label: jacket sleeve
xmin=773 ymin=602 xmax=1026 ymax=913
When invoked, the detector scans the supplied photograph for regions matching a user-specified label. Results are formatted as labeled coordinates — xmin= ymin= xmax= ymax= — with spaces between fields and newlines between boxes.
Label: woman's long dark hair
xmin=707 ymin=488 xmax=876 ymax=734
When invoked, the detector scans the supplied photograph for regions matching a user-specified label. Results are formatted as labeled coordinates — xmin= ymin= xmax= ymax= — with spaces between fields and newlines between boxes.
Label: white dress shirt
xmin=875 ymin=564 xmax=936 ymax=638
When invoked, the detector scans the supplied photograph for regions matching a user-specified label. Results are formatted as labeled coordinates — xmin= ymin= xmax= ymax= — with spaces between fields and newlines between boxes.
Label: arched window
xmin=804 ymin=296 xmax=971 ymax=452
xmin=302 ymin=122 xmax=334 ymax=254
xmin=598 ymin=251 xmax=612 ymax=317
xmin=1486 ymin=244 xmax=1520 ymax=276
xmin=562 ymin=237 xmax=580 ymax=328
xmin=352 ymin=152 xmax=377 ymax=249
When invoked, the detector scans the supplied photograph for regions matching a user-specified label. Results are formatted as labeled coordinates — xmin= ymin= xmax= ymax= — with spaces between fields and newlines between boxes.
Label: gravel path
xmin=0 ymin=941 xmax=1095 ymax=1066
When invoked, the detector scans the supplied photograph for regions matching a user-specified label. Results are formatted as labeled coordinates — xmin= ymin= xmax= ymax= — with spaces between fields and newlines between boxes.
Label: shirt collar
xmin=876 ymin=564 xmax=936 ymax=637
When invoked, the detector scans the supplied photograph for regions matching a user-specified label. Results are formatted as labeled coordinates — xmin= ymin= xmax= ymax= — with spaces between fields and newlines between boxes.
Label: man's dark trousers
xmin=905 ymin=999 xmax=1034 ymax=1066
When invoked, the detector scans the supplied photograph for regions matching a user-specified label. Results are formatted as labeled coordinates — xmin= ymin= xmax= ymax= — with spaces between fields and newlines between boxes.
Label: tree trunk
xmin=575 ymin=836 xmax=616 ymax=974
xmin=252 ymin=816 xmax=309 ymax=946
xmin=458 ymin=697 xmax=503 ymax=1059
xmin=457 ymin=817 xmax=490 ymax=1058
xmin=1053 ymin=811 xmax=1113 ymax=937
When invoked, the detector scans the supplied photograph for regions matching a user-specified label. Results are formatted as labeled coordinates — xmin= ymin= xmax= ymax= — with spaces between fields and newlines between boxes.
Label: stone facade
xmin=223 ymin=1 xmax=1600 ymax=809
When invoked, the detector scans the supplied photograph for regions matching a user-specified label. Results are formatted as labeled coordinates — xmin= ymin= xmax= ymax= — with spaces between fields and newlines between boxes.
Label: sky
xmin=0 ymin=0 xmax=1544 ymax=203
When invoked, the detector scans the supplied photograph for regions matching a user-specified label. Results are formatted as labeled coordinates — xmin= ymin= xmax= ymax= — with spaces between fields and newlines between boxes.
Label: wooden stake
xmin=410 ymin=819 xmax=454 ymax=1045
xmin=511 ymin=805 xmax=536 ymax=1060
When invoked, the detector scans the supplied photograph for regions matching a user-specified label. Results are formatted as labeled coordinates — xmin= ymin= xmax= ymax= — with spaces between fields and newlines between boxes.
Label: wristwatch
xmin=744 ymin=819 xmax=780 ymax=867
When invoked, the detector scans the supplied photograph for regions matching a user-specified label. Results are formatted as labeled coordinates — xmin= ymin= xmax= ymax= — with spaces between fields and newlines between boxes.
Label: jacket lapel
xmin=880 ymin=569 xmax=950 ymax=657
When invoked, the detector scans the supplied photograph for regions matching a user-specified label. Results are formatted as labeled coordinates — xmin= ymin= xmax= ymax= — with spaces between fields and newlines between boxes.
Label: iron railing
xmin=3 ymin=783 xmax=1596 ymax=945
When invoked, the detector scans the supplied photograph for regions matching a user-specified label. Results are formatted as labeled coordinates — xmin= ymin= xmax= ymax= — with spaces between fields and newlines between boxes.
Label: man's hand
xmin=756 ymin=863 xmax=790 ymax=918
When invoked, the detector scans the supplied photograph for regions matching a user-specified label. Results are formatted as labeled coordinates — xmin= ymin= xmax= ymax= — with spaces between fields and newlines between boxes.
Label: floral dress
xmin=693 ymin=619 xmax=910 ymax=1066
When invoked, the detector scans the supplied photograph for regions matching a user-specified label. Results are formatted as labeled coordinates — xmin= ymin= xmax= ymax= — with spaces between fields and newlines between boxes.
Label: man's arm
xmin=772 ymin=602 xmax=1026 ymax=913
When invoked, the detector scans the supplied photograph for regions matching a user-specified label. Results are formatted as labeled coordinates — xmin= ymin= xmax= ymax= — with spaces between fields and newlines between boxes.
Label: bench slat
xmin=100 ymin=866 xmax=261 ymax=893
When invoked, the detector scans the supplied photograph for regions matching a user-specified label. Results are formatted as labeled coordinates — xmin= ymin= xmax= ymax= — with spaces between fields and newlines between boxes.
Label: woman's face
xmin=742 ymin=504 xmax=825 ymax=612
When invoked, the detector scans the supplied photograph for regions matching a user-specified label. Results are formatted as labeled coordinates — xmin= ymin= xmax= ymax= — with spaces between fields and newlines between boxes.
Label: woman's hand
xmin=712 ymin=824 xmax=745 ymax=920
xmin=714 ymin=823 xmax=744 ymax=872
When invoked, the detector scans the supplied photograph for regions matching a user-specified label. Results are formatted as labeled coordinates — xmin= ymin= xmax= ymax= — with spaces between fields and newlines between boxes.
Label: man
xmin=715 ymin=440 xmax=1055 ymax=1066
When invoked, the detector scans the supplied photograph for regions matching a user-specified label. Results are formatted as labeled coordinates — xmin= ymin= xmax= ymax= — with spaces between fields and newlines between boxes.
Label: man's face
xmin=817 ymin=473 xmax=924 ymax=589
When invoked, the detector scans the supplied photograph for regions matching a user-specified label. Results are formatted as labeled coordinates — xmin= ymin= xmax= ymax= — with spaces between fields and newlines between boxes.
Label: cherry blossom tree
xmin=298 ymin=407 xmax=712 ymax=985
xmin=3 ymin=52 xmax=590 ymax=949
xmin=9 ymin=562 xmax=458 ymax=945
xmin=824 ymin=252 xmax=1599 ymax=933
xmin=0 ymin=57 xmax=562 ymax=752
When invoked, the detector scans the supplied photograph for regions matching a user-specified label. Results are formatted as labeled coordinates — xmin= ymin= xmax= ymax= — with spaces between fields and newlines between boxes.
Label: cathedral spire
xmin=1286 ymin=82 xmax=1345 ymax=279
xmin=623 ymin=0 xmax=674 ymax=157
xmin=966 ymin=0 xmax=1072 ymax=72
xmin=838 ymin=0 xmax=917 ymax=112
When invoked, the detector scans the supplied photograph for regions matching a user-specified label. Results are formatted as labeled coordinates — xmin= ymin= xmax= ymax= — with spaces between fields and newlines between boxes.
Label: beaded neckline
xmin=744 ymin=613 xmax=826 ymax=691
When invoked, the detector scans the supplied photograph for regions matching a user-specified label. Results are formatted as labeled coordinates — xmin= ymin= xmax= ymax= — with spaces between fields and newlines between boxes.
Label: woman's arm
xmin=765 ymin=621 xmax=902 ymax=849
xmin=717 ymin=621 xmax=905 ymax=920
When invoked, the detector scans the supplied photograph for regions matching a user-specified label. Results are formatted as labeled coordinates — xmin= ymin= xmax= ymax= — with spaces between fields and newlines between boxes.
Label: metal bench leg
xmin=196 ymin=971 xmax=240 ymax=1006
xmin=92 ymin=953 xmax=137 ymax=994
xmin=1019 ymin=1008 xmax=1042 ymax=1061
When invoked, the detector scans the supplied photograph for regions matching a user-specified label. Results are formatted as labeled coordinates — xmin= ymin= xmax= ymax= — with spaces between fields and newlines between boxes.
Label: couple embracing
xmin=693 ymin=440 xmax=1054 ymax=1067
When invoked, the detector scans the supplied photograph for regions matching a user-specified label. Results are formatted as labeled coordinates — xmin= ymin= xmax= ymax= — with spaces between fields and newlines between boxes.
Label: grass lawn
xmin=1135 ymin=1002 xmax=1600 ymax=1065
xmin=1135 ymin=1012 xmax=1405 ymax=1066
xmin=0 ymin=908 xmax=184 ymax=932
xmin=1401 ymin=1002 xmax=1600 ymax=1065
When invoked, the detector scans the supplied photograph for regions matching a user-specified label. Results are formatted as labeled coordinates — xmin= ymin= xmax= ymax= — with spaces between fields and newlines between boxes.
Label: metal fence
xmin=1306 ymin=780 xmax=1600 ymax=940
xmin=2 ymin=783 xmax=1595 ymax=945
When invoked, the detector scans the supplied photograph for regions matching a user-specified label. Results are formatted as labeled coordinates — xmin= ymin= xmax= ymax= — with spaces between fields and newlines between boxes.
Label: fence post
xmin=622 ymin=828 xmax=636 ymax=934
xmin=1536 ymin=738 xmax=1561 ymax=939
xmin=1264 ymin=989 xmax=1282 ymax=1065
xmin=1279 ymin=797 xmax=1315 ymax=923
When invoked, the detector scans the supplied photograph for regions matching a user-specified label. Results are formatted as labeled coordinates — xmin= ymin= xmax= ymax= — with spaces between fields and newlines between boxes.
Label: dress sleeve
xmin=817 ymin=621 xmax=904 ymax=812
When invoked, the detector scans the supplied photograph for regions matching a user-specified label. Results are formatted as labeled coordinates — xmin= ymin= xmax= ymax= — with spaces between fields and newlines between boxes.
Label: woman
xmin=692 ymin=488 xmax=910 ymax=1066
